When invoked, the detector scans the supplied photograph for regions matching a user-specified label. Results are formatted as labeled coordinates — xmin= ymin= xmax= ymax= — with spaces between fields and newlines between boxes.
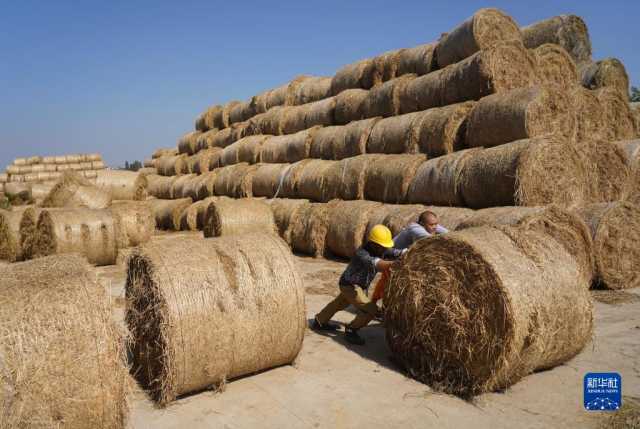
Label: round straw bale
xmin=68 ymin=163 xmax=83 ymax=172
xmin=94 ymin=169 xmax=148 ymax=201
xmin=196 ymin=105 xmax=221 ymax=131
xmin=6 ymin=166 xmax=21 ymax=175
xmin=0 ymin=254 xmax=128 ymax=427
xmin=86 ymin=153 xmax=102 ymax=162
xmin=180 ymin=174 xmax=206 ymax=201
xmin=313 ymin=118 xmax=380 ymax=160
xmin=295 ymin=159 xmax=336 ymax=202
xmin=265 ymin=198 xmax=311 ymax=244
xmin=178 ymin=196 xmax=226 ymax=231
xmin=385 ymin=225 xmax=592 ymax=396
xmin=204 ymin=105 xmax=225 ymax=129
xmin=0 ymin=209 xmax=24 ymax=261
xmin=42 ymin=156 xmax=56 ymax=164
xmin=18 ymin=207 xmax=46 ymax=260
xmin=30 ymin=164 xmax=45 ymax=173
xmin=177 ymin=131 xmax=201 ymax=155
xmin=407 ymin=149 xmax=479 ymax=206
xmin=575 ymin=202 xmax=640 ymax=289
xmin=580 ymin=58 xmax=630 ymax=101
xmin=12 ymin=157 xmax=27 ymax=166
xmin=42 ymin=172 xmax=112 ymax=209
xmin=229 ymin=100 xmax=256 ymax=125
xmin=152 ymin=148 xmax=178 ymax=159
xmin=252 ymin=163 xmax=292 ymax=198
xmin=146 ymin=174 xmax=177 ymax=199
xmin=156 ymin=154 xmax=187 ymax=176
xmin=594 ymin=87 xmax=636 ymax=140
xmin=213 ymin=163 xmax=258 ymax=198
xmin=334 ymin=88 xmax=369 ymax=125
xmin=373 ymin=49 xmax=402 ymax=83
xmin=569 ymin=86 xmax=606 ymax=142
xmin=287 ymin=76 xmax=332 ymax=105
xmin=261 ymin=127 xmax=318 ymax=163
xmin=522 ymin=15 xmax=592 ymax=66
xmin=331 ymin=59 xmax=377 ymax=96
xmin=208 ymin=127 xmax=236 ymax=149
xmin=364 ymin=203 xmax=407 ymax=237
xmin=126 ymin=233 xmax=305 ymax=405
xmin=30 ymin=182 xmax=54 ymax=201
xmin=65 ymin=154 xmax=82 ymax=163
xmin=303 ymin=97 xmax=336 ymax=129
xmin=0 ymin=173 xmax=8 ymax=183
xmin=615 ymin=139 xmax=640 ymax=204
xmin=263 ymin=83 xmax=290 ymax=111
xmin=196 ymin=128 xmax=219 ymax=151
xmin=279 ymin=160 xmax=313 ymax=198
xmin=436 ymin=8 xmax=523 ymax=68
xmin=203 ymin=198 xmax=276 ymax=238
xmin=532 ymin=44 xmax=578 ymax=89
xmin=322 ymin=154 xmax=379 ymax=201
xmin=401 ymin=41 xmax=536 ymax=114
xmin=416 ymin=102 xmax=476 ymax=157
xmin=3 ymin=182 xmax=31 ymax=200
xmin=36 ymin=208 xmax=118 ymax=265
xmin=280 ymin=105 xmax=308 ymax=135
xmin=170 ymin=173 xmax=197 ymax=199
xmin=110 ymin=200 xmax=156 ymax=247
xmin=397 ymin=43 xmax=436 ymax=76
xmin=54 ymin=156 xmax=66 ymax=164
xmin=220 ymin=100 xmax=241 ymax=128
xmin=364 ymin=154 xmax=426 ymax=203
xmin=459 ymin=136 xmax=588 ymax=208
xmin=579 ymin=139 xmax=630 ymax=202
xmin=366 ymin=112 xmax=421 ymax=154
xmin=289 ymin=202 xmax=330 ymax=257
xmin=250 ymin=106 xmax=290 ymax=136
xmin=148 ymin=197 xmax=193 ymax=230
xmin=183 ymin=154 xmax=199 ymax=174
xmin=466 ymin=86 xmax=575 ymax=148
xmin=326 ymin=200 xmax=382 ymax=258
xmin=193 ymin=147 xmax=223 ymax=174
xmin=220 ymin=135 xmax=269 ymax=166
xmin=195 ymin=171 xmax=218 ymax=200
xmin=362 ymin=74 xmax=417 ymax=119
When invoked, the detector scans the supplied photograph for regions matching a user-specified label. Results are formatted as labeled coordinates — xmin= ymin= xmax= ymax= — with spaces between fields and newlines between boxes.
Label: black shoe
xmin=311 ymin=316 xmax=339 ymax=331
xmin=345 ymin=329 xmax=365 ymax=345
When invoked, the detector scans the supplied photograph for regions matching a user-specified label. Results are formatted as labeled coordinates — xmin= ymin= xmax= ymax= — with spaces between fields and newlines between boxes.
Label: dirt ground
xmin=96 ymin=233 xmax=640 ymax=429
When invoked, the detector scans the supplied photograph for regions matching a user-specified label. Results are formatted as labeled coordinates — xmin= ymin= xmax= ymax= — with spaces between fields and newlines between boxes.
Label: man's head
xmin=418 ymin=211 xmax=439 ymax=234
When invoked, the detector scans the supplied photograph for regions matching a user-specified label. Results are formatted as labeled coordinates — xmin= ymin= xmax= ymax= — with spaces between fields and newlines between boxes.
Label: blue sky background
xmin=1 ymin=0 xmax=638 ymax=169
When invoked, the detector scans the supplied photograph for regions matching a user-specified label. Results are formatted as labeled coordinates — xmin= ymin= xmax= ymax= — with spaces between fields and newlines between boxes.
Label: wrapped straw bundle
xmin=35 ymin=208 xmax=118 ymax=265
xmin=580 ymin=58 xmax=630 ymax=101
xmin=110 ymin=201 xmax=156 ymax=247
xmin=289 ymin=202 xmax=331 ymax=257
xmin=0 ymin=209 xmax=25 ymax=261
xmin=362 ymin=74 xmax=417 ymax=118
xmin=250 ymin=106 xmax=290 ymax=136
xmin=303 ymin=97 xmax=336 ymax=129
xmin=397 ymin=43 xmax=436 ymax=76
xmin=311 ymin=118 xmax=378 ymax=159
xmin=213 ymin=163 xmax=258 ymax=198
xmin=385 ymin=223 xmax=592 ymax=396
xmin=254 ymin=83 xmax=289 ymax=113
xmin=220 ymin=101 xmax=241 ymax=128
xmin=0 ymin=254 xmax=128 ymax=428
xmin=569 ymin=86 xmax=606 ymax=142
xmin=366 ymin=113 xmax=420 ymax=155
xmin=465 ymin=86 xmax=575 ymax=148
xmin=261 ymin=128 xmax=318 ymax=163
xmin=203 ymin=198 xmax=276 ymax=238
xmin=145 ymin=174 xmax=176 ymax=199
xmin=94 ymin=170 xmax=148 ymax=201
xmin=156 ymin=154 xmax=187 ymax=176
xmin=325 ymin=200 xmax=382 ymax=258
xmin=287 ymin=76 xmax=332 ymax=105
xmin=126 ymin=233 xmax=305 ymax=405
xmin=372 ymin=49 xmax=402 ymax=83
xmin=170 ymin=174 xmax=197 ymax=199
xmin=148 ymin=197 xmax=193 ymax=230
xmin=194 ymin=147 xmax=223 ymax=174
xmin=334 ymin=89 xmax=369 ymax=125
xmin=322 ymin=155 xmax=379 ymax=201
xmin=195 ymin=171 xmax=218 ymax=200
xmin=220 ymin=135 xmax=268 ymax=166
xmin=522 ymin=14 xmax=592 ymax=66
xmin=594 ymin=87 xmax=636 ymax=140
xmin=152 ymin=148 xmax=178 ymax=159
xmin=177 ymin=131 xmax=201 ymax=155
xmin=42 ymin=172 xmax=112 ymax=209
xmin=229 ymin=100 xmax=256 ymax=125
xmin=295 ymin=159 xmax=336 ymax=202
xmin=178 ymin=196 xmax=225 ymax=231
xmin=19 ymin=207 xmax=46 ymax=260
xmin=330 ymin=59 xmax=378 ymax=96
xmin=251 ymin=163 xmax=292 ymax=198
xmin=265 ymin=198 xmax=311 ymax=245
xmin=580 ymin=140 xmax=630 ymax=202
xmin=436 ymin=8 xmax=522 ymax=68
xmin=364 ymin=154 xmax=426 ymax=203
xmin=411 ymin=102 xmax=476 ymax=157
xmin=532 ymin=44 xmax=578 ymax=89
xmin=615 ymin=139 xmax=640 ymax=204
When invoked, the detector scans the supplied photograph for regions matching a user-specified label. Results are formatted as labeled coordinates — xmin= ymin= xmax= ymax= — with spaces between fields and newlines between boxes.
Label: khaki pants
xmin=316 ymin=285 xmax=378 ymax=330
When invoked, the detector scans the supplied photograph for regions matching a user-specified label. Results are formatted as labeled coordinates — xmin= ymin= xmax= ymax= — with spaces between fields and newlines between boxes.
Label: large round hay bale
xmin=220 ymin=135 xmax=269 ymax=166
xmin=580 ymin=139 xmax=630 ymax=202
xmin=575 ymin=202 xmax=640 ymax=289
xmin=362 ymin=74 xmax=416 ymax=118
xmin=372 ymin=49 xmax=402 ymax=83
xmin=569 ymin=86 xmax=606 ymax=142
xmin=170 ymin=173 xmax=197 ymax=199
xmin=94 ymin=170 xmax=147 ymax=201
xmin=207 ymin=127 xmax=235 ymax=149
xmin=330 ymin=59 xmax=377 ymax=96
xmin=196 ymin=105 xmax=222 ymax=131
xmin=0 ymin=173 xmax=8 ymax=183
xmin=42 ymin=172 xmax=112 ymax=209
xmin=177 ymin=131 xmax=201 ymax=155
xmin=407 ymin=149 xmax=478 ymax=206
xmin=36 ymin=208 xmax=118 ymax=265
xmin=126 ymin=233 xmax=305 ymax=405
xmin=322 ymin=155 xmax=377 ymax=201
xmin=152 ymin=148 xmax=178 ymax=159
xmin=0 ymin=209 xmax=24 ymax=261
xmin=295 ymin=159 xmax=336 ymax=202
xmin=195 ymin=171 xmax=217 ymax=200
xmin=413 ymin=102 xmax=476 ymax=157
xmin=278 ymin=160 xmax=312 ymax=198
xmin=366 ymin=112 xmax=420 ymax=154
xmin=465 ymin=86 xmax=575 ymax=148
xmin=254 ymin=83 xmax=289 ymax=113
xmin=250 ymin=106 xmax=290 ymax=136
xmin=326 ymin=200 xmax=382 ymax=258
xmin=615 ymin=139 xmax=640 ymax=204
xmin=203 ymin=198 xmax=276 ymax=238
xmin=148 ymin=197 xmax=193 ymax=230
xmin=334 ymin=88 xmax=369 ymax=125
xmin=303 ymin=97 xmax=336 ymax=129
xmin=213 ymin=163 xmax=258 ymax=198
xmin=90 ymin=160 xmax=106 ymax=170
xmin=532 ymin=44 xmax=578 ymax=90
xmin=252 ymin=163 xmax=292 ymax=198
xmin=385 ymin=225 xmax=592 ymax=396
xmin=228 ymin=100 xmax=256 ymax=125
xmin=19 ymin=207 xmax=46 ymax=260
xmin=594 ymin=87 xmax=636 ymax=140
xmin=287 ymin=76 xmax=332 ymax=105
xmin=364 ymin=154 xmax=426 ymax=203
xmin=146 ymin=174 xmax=176 ymax=199
xmin=436 ymin=8 xmax=522 ymax=68
xmin=109 ymin=201 xmax=156 ymax=247
xmin=0 ymin=254 xmax=128 ymax=428
xmin=192 ymin=147 xmax=222 ymax=174
xmin=279 ymin=105 xmax=309 ymax=135
xmin=459 ymin=136 xmax=588 ymax=208
xmin=179 ymin=174 xmax=206 ymax=201
xmin=156 ymin=154 xmax=186 ymax=176
xmin=631 ymin=102 xmax=640 ymax=130
xmin=183 ymin=154 xmax=200 ymax=174
xmin=401 ymin=42 xmax=536 ymax=115
xmin=311 ymin=118 xmax=378 ymax=160
xmin=261 ymin=128 xmax=318 ymax=163
xmin=177 ymin=196 xmax=229 ymax=231
xmin=289 ymin=202 xmax=330 ymax=257
xmin=265 ymin=198 xmax=311 ymax=245
xmin=397 ymin=43 xmax=436 ymax=76
xmin=195 ymin=128 xmax=218 ymax=152
xmin=522 ymin=15 xmax=592 ymax=66
xmin=580 ymin=58 xmax=630 ymax=101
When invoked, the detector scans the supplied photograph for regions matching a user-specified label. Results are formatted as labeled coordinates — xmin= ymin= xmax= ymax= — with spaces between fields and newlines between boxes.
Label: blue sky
xmin=1 ymin=0 xmax=638 ymax=169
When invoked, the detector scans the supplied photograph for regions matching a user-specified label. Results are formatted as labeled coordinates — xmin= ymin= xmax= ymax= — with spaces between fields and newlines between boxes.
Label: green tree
xmin=631 ymin=86 xmax=640 ymax=102
xmin=120 ymin=160 xmax=142 ymax=171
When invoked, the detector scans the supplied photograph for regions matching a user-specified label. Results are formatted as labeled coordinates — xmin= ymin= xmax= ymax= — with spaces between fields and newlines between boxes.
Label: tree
xmin=631 ymin=86 xmax=640 ymax=102
xmin=120 ymin=160 xmax=142 ymax=171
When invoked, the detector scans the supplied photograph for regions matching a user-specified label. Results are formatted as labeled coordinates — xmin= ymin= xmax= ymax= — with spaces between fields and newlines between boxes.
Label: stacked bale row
xmin=1 ymin=153 xmax=105 ymax=185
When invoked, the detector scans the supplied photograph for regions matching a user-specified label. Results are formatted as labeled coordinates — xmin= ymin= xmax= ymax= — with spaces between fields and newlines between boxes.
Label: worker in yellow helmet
xmin=312 ymin=224 xmax=404 ymax=345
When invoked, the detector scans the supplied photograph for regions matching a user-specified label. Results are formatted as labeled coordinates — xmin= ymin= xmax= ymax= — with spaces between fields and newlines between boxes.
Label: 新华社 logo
xmin=584 ymin=372 xmax=622 ymax=411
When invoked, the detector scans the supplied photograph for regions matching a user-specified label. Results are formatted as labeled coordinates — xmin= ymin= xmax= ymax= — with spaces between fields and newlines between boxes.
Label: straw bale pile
xmin=110 ymin=201 xmax=156 ymax=247
xmin=532 ymin=44 xmax=578 ymax=89
xmin=580 ymin=58 xmax=630 ymax=101
xmin=41 ymin=172 xmax=112 ymax=209
xmin=522 ymin=14 xmax=592 ymax=65
xmin=95 ymin=170 xmax=148 ymax=201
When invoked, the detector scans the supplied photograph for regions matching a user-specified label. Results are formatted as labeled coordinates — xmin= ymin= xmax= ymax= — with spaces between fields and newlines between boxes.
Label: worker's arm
xmin=375 ymin=259 xmax=395 ymax=271
xmin=435 ymin=224 xmax=449 ymax=234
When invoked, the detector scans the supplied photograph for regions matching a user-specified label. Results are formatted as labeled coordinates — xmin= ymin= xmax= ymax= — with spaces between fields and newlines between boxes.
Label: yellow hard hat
xmin=368 ymin=224 xmax=394 ymax=248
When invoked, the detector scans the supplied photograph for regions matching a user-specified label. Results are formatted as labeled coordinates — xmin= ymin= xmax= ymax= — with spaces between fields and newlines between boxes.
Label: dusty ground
xmin=96 ymin=233 xmax=640 ymax=429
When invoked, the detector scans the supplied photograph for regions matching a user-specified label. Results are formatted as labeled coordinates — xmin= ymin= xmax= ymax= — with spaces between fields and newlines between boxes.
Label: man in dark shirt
xmin=312 ymin=225 xmax=403 ymax=345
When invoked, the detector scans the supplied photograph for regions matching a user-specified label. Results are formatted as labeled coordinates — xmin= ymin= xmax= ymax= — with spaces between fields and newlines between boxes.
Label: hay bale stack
xmin=0 ymin=254 xmax=128 ymax=427
xmin=0 ymin=209 xmax=24 ymax=261
xmin=522 ymin=15 xmax=592 ymax=66
xmin=436 ymin=8 xmax=522 ymax=68
xmin=362 ymin=74 xmax=417 ymax=118
xmin=595 ymin=87 xmax=637 ymax=140
xmin=42 ymin=173 xmax=112 ymax=209
xmin=364 ymin=154 xmax=426 ymax=203
xmin=397 ymin=43 xmax=436 ymax=76
xmin=580 ymin=58 xmax=630 ymax=101
xmin=401 ymin=42 xmax=536 ymax=114
xmin=95 ymin=170 xmax=148 ymax=201
xmin=465 ymin=86 xmax=575 ymax=148
xmin=213 ymin=163 xmax=258 ymax=198
xmin=459 ymin=137 xmax=588 ymax=208
xmin=570 ymin=86 xmax=606 ymax=142
xmin=110 ymin=201 xmax=156 ymax=247
xmin=532 ymin=44 xmax=578 ymax=89
xmin=287 ymin=76 xmax=332 ymax=105
xmin=156 ymin=154 xmax=186 ymax=176
xmin=261 ymin=128 xmax=317 ymax=163
xmin=251 ymin=163 xmax=292 ymax=198
xmin=325 ymin=200 xmax=382 ymax=258
xmin=312 ymin=118 xmax=379 ymax=160
xmin=385 ymin=224 xmax=592 ymax=396
xmin=148 ymin=198 xmax=193 ymax=230
xmin=35 ymin=208 xmax=118 ymax=265
xmin=407 ymin=149 xmax=478 ymax=206
xmin=575 ymin=202 xmax=640 ymax=289
xmin=334 ymin=88 xmax=369 ymax=125
xmin=146 ymin=174 xmax=176 ymax=199
xmin=266 ymin=198 xmax=311 ymax=244
xmin=322 ymin=155 xmax=378 ymax=201
xmin=295 ymin=159 xmax=336 ymax=202
xmin=220 ymin=135 xmax=269 ymax=167
xmin=203 ymin=198 xmax=276 ymax=238
xmin=126 ymin=233 xmax=305 ymax=405
xmin=615 ymin=139 xmax=640 ymax=204
xmin=331 ymin=59 xmax=377 ymax=95
xmin=289 ymin=202 xmax=331 ymax=257
xmin=580 ymin=140 xmax=630 ymax=202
